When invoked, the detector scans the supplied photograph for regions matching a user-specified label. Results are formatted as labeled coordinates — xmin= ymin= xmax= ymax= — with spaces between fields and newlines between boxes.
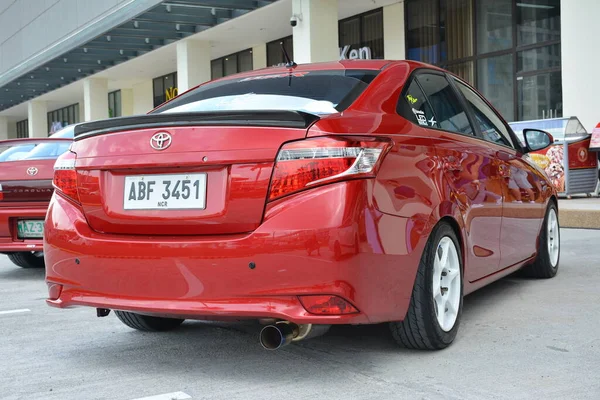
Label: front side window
xmin=153 ymin=70 xmax=379 ymax=115
xmin=416 ymin=73 xmax=473 ymax=135
xmin=454 ymin=79 xmax=515 ymax=148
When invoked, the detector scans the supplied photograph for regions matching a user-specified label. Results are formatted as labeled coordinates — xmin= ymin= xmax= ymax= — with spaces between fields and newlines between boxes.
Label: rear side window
xmin=153 ymin=70 xmax=379 ymax=115
xmin=453 ymin=79 xmax=515 ymax=148
xmin=398 ymin=80 xmax=438 ymax=128
xmin=415 ymin=74 xmax=473 ymax=135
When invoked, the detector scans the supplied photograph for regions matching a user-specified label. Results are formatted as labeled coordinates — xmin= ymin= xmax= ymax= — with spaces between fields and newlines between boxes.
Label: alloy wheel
xmin=432 ymin=237 xmax=461 ymax=332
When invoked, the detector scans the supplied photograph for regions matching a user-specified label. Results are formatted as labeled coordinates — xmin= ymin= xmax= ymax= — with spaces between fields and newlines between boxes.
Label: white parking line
xmin=0 ymin=309 xmax=31 ymax=315
xmin=131 ymin=392 xmax=191 ymax=400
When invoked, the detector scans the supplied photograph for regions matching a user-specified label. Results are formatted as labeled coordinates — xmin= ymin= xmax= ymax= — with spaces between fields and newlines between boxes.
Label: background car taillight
xmin=53 ymin=151 xmax=79 ymax=203
xmin=268 ymin=136 xmax=391 ymax=201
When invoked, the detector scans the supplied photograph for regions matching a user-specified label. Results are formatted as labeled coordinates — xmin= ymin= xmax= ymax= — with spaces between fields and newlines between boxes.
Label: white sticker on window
xmin=428 ymin=116 xmax=437 ymax=127
xmin=412 ymin=108 xmax=429 ymax=126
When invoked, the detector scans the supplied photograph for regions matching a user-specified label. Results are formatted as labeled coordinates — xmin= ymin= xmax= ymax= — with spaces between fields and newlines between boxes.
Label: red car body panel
xmin=0 ymin=138 xmax=71 ymax=252
xmin=44 ymin=60 xmax=556 ymax=324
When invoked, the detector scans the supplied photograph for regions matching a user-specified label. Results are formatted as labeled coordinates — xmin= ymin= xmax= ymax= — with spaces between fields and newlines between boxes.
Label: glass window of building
xmin=406 ymin=0 xmax=441 ymax=64
xmin=477 ymin=54 xmax=515 ymax=121
xmin=441 ymin=0 xmax=473 ymax=61
xmin=267 ymin=36 xmax=293 ymax=67
xmin=47 ymin=104 xmax=79 ymax=135
xmin=153 ymin=72 xmax=178 ymax=108
xmin=406 ymin=0 xmax=562 ymax=122
xmin=339 ymin=9 xmax=384 ymax=60
xmin=517 ymin=0 xmax=561 ymax=46
xmin=16 ymin=119 xmax=28 ymax=138
xmin=108 ymin=90 xmax=121 ymax=118
xmin=477 ymin=0 xmax=513 ymax=54
xmin=211 ymin=49 xmax=253 ymax=80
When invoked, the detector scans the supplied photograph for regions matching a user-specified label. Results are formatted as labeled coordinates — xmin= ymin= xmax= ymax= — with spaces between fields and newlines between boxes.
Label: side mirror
xmin=523 ymin=129 xmax=554 ymax=152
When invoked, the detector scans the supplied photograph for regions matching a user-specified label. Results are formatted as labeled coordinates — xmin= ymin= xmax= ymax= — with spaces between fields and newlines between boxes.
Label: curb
xmin=560 ymin=209 xmax=600 ymax=229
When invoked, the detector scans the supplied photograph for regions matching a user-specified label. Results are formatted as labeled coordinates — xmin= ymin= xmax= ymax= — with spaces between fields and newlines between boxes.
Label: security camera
xmin=290 ymin=14 xmax=301 ymax=27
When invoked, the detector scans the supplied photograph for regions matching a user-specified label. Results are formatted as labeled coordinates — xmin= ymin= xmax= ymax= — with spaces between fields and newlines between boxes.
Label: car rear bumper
xmin=0 ymin=203 xmax=47 ymax=252
xmin=44 ymin=181 xmax=431 ymax=324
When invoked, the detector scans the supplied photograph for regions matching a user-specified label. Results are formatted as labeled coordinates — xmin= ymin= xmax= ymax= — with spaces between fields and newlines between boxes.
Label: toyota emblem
xmin=150 ymin=132 xmax=172 ymax=151
xmin=27 ymin=167 xmax=38 ymax=176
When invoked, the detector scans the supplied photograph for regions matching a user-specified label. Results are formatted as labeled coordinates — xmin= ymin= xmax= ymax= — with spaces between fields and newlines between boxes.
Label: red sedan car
xmin=0 ymin=126 xmax=73 ymax=268
xmin=44 ymin=60 xmax=560 ymax=350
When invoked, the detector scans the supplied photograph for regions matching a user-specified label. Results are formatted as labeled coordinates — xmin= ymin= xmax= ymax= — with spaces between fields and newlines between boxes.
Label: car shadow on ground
xmin=57 ymin=273 xmax=537 ymax=385
xmin=0 ymin=264 xmax=45 ymax=281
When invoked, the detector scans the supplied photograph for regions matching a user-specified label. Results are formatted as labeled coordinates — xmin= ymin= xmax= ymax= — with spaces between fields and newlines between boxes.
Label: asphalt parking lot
xmin=1 ymin=228 xmax=599 ymax=400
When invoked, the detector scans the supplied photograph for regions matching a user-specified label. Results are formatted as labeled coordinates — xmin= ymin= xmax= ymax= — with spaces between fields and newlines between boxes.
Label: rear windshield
xmin=153 ymin=69 xmax=379 ymax=115
xmin=0 ymin=126 xmax=73 ymax=163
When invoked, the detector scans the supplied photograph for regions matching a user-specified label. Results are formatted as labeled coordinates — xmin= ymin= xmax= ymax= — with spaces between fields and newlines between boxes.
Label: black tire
xmin=7 ymin=252 xmax=45 ymax=268
xmin=115 ymin=311 xmax=184 ymax=332
xmin=390 ymin=222 xmax=463 ymax=350
xmin=521 ymin=202 xmax=560 ymax=279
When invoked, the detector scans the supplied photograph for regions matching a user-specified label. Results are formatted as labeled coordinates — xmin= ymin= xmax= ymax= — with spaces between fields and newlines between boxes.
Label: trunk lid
xmin=0 ymin=138 xmax=71 ymax=203
xmin=71 ymin=111 xmax=319 ymax=236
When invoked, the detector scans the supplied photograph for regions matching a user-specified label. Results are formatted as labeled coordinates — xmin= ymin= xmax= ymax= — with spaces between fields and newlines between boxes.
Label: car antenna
xmin=281 ymin=42 xmax=297 ymax=68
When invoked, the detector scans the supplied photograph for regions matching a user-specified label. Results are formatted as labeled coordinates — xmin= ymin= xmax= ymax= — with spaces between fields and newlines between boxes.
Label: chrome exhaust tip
xmin=259 ymin=322 xmax=331 ymax=350
xmin=259 ymin=323 xmax=295 ymax=350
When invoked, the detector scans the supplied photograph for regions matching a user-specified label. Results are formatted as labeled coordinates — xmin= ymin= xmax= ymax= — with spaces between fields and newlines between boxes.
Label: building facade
xmin=0 ymin=0 xmax=594 ymax=139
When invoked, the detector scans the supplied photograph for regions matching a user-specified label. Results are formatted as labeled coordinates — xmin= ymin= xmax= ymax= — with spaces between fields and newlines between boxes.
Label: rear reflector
xmin=47 ymin=283 xmax=63 ymax=301
xmin=53 ymin=151 xmax=79 ymax=203
xmin=268 ymin=136 xmax=390 ymax=201
xmin=299 ymin=295 xmax=359 ymax=315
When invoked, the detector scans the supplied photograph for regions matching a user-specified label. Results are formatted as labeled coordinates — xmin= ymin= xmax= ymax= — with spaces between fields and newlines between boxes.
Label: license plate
xmin=17 ymin=220 xmax=44 ymax=239
xmin=124 ymin=173 xmax=207 ymax=210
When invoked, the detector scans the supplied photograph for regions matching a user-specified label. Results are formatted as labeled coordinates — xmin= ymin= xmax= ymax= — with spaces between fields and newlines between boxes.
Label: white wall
xmin=132 ymin=80 xmax=154 ymax=115
xmin=561 ymin=0 xmax=600 ymax=131
xmin=383 ymin=2 xmax=405 ymax=60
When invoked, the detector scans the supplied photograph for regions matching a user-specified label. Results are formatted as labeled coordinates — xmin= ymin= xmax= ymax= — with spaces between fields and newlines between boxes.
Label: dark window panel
xmin=518 ymin=71 xmax=563 ymax=121
xmin=517 ymin=43 xmax=561 ymax=73
xmin=477 ymin=0 xmax=513 ymax=54
xmin=517 ymin=0 xmax=561 ymax=46
xmin=477 ymin=54 xmax=515 ymax=121
xmin=406 ymin=0 xmax=441 ymax=63
xmin=441 ymin=0 xmax=473 ymax=61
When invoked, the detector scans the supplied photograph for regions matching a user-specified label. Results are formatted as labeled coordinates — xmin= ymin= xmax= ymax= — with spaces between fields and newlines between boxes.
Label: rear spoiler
xmin=74 ymin=110 xmax=321 ymax=140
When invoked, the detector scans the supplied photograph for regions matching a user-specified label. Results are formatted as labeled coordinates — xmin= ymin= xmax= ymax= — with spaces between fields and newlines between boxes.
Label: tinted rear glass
xmin=0 ymin=125 xmax=73 ymax=163
xmin=153 ymin=70 xmax=379 ymax=115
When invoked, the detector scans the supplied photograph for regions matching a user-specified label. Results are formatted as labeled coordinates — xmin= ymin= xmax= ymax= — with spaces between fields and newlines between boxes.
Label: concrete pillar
xmin=252 ymin=44 xmax=267 ymax=70
xmin=384 ymin=2 xmax=405 ymax=60
xmin=177 ymin=39 xmax=211 ymax=93
xmin=133 ymin=80 xmax=154 ymax=115
xmin=0 ymin=117 xmax=8 ymax=140
xmin=27 ymin=101 xmax=48 ymax=138
xmin=121 ymin=88 xmax=134 ymax=116
xmin=562 ymin=0 xmax=598 ymax=130
xmin=83 ymin=78 xmax=109 ymax=122
xmin=292 ymin=0 xmax=339 ymax=64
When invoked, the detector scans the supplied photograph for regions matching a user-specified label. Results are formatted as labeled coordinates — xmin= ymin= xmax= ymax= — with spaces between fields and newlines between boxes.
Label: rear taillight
xmin=0 ymin=184 xmax=3 ymax=201
xmin=53 ymin=151 xmax=79 ymax=203
xmin=268 ymin=136 xmax=390 ymax=201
